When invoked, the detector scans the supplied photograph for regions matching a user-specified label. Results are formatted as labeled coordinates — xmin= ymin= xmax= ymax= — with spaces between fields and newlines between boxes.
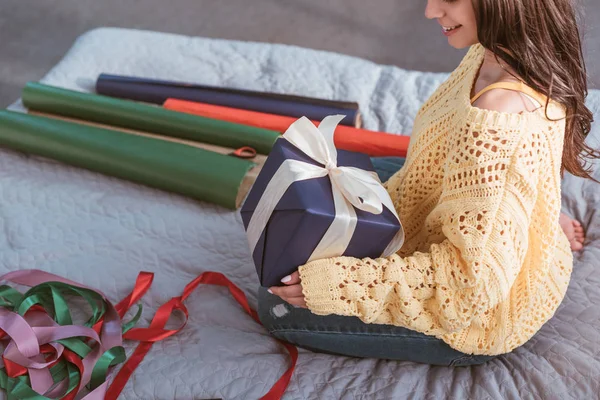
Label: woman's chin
xmin=448 ymin=36 xmax=479 ymax=50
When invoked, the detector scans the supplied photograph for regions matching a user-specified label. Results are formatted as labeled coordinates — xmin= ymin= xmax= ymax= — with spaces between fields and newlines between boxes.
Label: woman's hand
xmin=268 ymin=271 xmax=307 ymax=308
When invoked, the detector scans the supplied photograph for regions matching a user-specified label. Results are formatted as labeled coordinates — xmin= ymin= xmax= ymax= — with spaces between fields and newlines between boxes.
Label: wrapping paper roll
xmin=22 ymin=82 xmax=280 ymax=155
xmin=163 ymin=99 xmax=410 ymax=158
xmin=96 ymin=73 xmax=362 ymax=127
xmin=0 ymin=110 xmax=258 ymax=209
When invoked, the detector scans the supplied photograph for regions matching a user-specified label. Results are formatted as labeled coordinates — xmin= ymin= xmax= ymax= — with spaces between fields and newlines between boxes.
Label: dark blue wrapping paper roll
xmin=96 ymin=74 xmax=362 ymax=128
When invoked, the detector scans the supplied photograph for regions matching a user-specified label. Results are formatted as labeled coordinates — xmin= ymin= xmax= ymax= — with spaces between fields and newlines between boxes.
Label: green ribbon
xmin=0 ymin=280 xmax=141 ymax=399
xmin=89 ymin=347 xmax=126 ymax=390
xmin=0 ymin=362 xmax=81 ymax=400
xmin=122 ymin=305 xmax=143 ymax=334
xmin=0 ymin=286 xmax=23 ymax=309
xmin=15 ymin=283 xmax=106 ymax=327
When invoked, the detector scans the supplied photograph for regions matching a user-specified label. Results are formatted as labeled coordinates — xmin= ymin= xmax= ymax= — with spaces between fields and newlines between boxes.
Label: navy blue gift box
xmin=241 ymin=137 xmax=401 ymax=288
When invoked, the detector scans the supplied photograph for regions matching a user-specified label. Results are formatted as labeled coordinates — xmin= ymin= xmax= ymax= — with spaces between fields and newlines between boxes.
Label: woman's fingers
xmin=574 ymin=225 xmax=585 ymax=243
xmin=280 ymin=271 xmax=301 ymax=285
xmin=285 ymin=297 xmax=308 ymax=308
xmin=268 ymin=271 xmax=306 ymax=308
xmin=269 ymin=284 xmax=303 ymax=298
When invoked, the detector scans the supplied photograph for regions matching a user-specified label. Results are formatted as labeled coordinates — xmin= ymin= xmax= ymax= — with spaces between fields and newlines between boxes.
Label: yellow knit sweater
xmin=298 ymin=44 xmax=574 ymax=356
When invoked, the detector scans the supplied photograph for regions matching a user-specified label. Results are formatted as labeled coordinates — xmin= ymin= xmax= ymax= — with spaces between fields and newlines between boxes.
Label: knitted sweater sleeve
xmin=298 ymin=111 xmax=547 ymax=336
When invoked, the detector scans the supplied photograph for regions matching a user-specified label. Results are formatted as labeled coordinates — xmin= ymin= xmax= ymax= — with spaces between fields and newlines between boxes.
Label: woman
xmin=260 ymin=0 xmax=599 ymax=366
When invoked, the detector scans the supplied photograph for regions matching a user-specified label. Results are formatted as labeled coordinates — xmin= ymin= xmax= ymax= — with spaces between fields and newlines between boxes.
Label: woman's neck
xmin=479 ymin=48 xmax=521 ymax=84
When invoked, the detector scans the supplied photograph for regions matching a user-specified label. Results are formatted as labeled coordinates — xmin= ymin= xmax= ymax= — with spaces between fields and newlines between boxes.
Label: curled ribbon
xmin=247 ymin=115 xmax=405 ymax=263
xmin=0 ymin=270 xmax=149 ymax=400
xmin=0 ymin=270 xmax=294 ymax=400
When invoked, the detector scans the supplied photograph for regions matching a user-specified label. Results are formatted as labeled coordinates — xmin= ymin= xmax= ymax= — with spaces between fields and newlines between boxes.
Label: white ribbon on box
xmin=246 ymin=115 xmax=404 ymax=263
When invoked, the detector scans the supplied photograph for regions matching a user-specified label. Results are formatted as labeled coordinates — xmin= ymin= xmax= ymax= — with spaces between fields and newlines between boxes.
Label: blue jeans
xmin=258 ymin=157 xmax=495 ymax=366
xmin=258 ymin=288 xmax=493 ymax=366
xmin=370 ymin=156 xmax=407 ymax=183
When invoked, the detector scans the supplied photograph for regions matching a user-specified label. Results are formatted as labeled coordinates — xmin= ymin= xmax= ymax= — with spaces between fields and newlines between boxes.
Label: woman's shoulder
xmin=472 ymin=84 xmax=539 ymax=114
xmin=470 ymin=74 xmax=566 ymax=121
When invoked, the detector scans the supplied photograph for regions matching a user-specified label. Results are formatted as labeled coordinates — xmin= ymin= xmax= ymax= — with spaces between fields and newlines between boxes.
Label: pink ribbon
xmin=0 ymin=270 xmax=124 ymax=398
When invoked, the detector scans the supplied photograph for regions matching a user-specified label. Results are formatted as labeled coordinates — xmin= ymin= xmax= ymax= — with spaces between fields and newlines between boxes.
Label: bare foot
xmin=559 ymin=213 xmax=585 ymax=251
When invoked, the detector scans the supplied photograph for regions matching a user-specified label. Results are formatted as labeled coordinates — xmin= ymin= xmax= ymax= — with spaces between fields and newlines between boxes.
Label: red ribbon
xmin=114 ymin=272 xmax=155 ymax=318
xmin=105 ymin=272 xmax=297 ymax=400
xmin=0 ymin=271 xmax=295 ymax=399
xmin=230 ymin=146 xmax=257 ymax=159
xmin=4 ymin=342 xmax=58 ymax=379
xmin=61 ymin=349 xmax=85 ymax=400
xmin=93 ymin=272 xmax=154 ymax=334
xmin=4 ymin=356 xmax=26 ymax=378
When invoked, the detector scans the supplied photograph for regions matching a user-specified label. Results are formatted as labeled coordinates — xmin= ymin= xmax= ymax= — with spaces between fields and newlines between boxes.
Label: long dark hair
xmin=473 ymin=0 xmax=599 ymax=180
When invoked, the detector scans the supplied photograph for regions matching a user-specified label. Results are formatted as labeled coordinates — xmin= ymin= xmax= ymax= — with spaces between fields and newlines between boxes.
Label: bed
xmin=5 ymin=27 xmax=600 ymax=399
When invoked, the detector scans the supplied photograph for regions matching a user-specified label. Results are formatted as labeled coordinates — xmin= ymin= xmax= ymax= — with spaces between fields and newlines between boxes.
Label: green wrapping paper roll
xmin=22 ymin=82 xmax=280 ymax=155
xmin=0 ymin=110 xmax=256 ymax=209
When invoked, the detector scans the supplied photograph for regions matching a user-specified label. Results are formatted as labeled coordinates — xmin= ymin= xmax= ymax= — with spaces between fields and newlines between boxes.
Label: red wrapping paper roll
xmin=163 ymin=99 xmax=410 ymax=158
